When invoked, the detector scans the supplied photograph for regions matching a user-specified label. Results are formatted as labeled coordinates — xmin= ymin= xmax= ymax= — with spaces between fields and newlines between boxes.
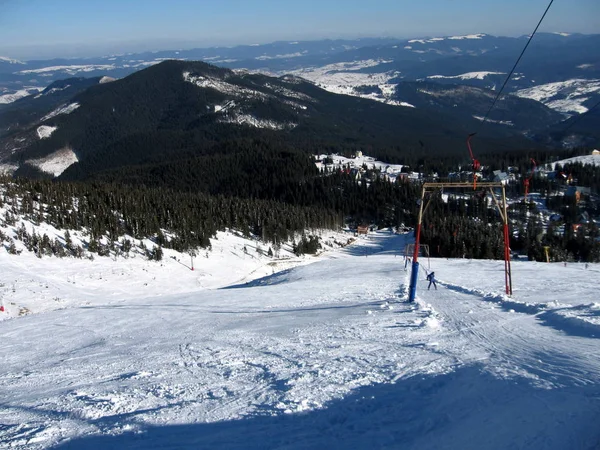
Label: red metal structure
xmin=467 ymin=133 xmax=480 ymax=190
xmin=523 ymin=158 xmax=536 ymax=201
xmin=408 ymin=182 xmax=513 ymax=301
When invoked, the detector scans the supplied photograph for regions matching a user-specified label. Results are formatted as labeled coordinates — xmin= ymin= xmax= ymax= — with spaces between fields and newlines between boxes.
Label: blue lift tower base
xmin=408 ymin=261 xmax=419 ymax=302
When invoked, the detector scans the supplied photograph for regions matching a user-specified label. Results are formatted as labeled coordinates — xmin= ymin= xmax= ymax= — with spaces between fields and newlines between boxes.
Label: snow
xmin=255 ymin=52 xmax=305 ymax=60
xmin=99 ymin=76 xmax=115 ymax=84
xmin=41 ymin=103 xmax=80 ymax=122
xmin=0 ymin=87 xmax=43 ymax=104
xmin=183 ymin=71 xmax=268 ymax=100
xmin=1 ymin=226 xmax=599 ymax=449
xmin=473 ymin=115 xmax=514 ymax=126
xmin=448 ymin=34 xmax=486 ymax=40
xmin=546 ymin=154 xmax=600 ymax=169
xmin=315 ymin=153 xmax=406 ymax=180
xmin=219 ymin=113 xmax=296 ymax=130
xmin=18 ymin=64 xmax=116 ymax=75
xmin=25 ymin=147 xmax=78 ymax=176
xmin=0 ymin=163 xmax=19 ymax=174
xmin=0 ymin=56 xmax=25 ymax=64
xmin=515 ymin=79 xmax=600 ymax=115
xmin=36 ymin=125 xmax=57 ymax=139
xmin=407 ymin=34 xmax=485 ymax=44
xmin=285 ymin=62 xmax=412 ymax=107
xmin=429 ymin=71 xmax=505 ymax=80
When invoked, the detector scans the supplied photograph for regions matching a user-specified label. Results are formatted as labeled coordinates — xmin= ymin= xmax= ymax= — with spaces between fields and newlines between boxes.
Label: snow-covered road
xmin=1 ymin=231 xmax=599 ymax=449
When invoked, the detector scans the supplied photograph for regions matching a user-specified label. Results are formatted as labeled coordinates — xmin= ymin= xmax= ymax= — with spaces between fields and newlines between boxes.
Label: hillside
xmin=0 ymin=60 xmax=554 ymax=183
xmin=1 ymin=230 xmax=599 ymax=449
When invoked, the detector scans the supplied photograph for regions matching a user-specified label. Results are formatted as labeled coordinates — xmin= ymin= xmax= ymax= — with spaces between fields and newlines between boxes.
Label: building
xmin=492 ymin=170 xmax=510 ymax=184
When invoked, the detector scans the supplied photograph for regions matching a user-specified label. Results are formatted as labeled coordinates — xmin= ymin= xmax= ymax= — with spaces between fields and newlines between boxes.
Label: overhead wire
xmin=478 ymin=0 xmax=555 ymax=129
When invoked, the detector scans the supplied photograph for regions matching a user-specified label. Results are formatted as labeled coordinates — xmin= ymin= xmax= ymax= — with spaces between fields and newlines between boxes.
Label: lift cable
xmin=559 ymin=98 xmax=600 ymax=136
xmin=478 ymin=0 xmax=554 ymax=129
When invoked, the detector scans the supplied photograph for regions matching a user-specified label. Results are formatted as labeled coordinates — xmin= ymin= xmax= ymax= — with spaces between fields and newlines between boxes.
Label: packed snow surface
xmin=1 ymin=230 xmax=599 ymax=449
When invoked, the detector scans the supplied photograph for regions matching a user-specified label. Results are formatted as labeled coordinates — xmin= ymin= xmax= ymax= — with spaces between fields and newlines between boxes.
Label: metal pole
xmin=501 ymin=185 xmax=513 ymax=295
xmin=408 ymin=185 xmax=426 ymax=302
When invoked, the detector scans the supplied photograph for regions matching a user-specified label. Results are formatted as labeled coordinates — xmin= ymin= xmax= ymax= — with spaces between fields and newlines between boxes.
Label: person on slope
xmin=426 ymin=271 xmax=437 ymax=290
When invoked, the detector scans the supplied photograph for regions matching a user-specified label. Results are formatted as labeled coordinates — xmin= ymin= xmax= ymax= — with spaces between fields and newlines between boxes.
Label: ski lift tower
xmin=408 ymin=181 xmax=513 ymax=302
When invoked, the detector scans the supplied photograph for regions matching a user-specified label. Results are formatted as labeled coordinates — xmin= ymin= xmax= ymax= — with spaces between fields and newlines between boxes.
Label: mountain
xmin=1 ymin=33 xmax=598 ymax=112
xmin=0 ymin=76 xmax=108 ymax=136
xmin=0 ymin=38 xmax=400 ymax=95
xmin=1 ymin=59 xmax=553 ymax=181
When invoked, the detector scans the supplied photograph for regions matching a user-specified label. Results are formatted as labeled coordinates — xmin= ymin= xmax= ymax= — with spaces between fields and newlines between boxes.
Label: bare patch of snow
xmin=18 ymin=64 xmax=116 ymax=74
xmin=36 ymin=125 xmax=57 ymax=139
xmin=0 ymin=56 xmax=25 ymax=64
xmin=41 ymin=103 xmax=80 ymax=122
xmin=99 ymin=76 xmax=116 ymax=84
xmin=0 ymin=87 xmax=43 ymax=104
xmin=429 ymin=71 xmax=505 ymax=81
xmin=256 ymin=52 xmax=305 ymax=60
xmin=448 ymin=34 xmax=486 ymax=40
xmin=220 ymin=114 xmax=296 ymax=130
xmin=0 ymin=163 xmax=18 ymax=174
xmin=515 ymin=79 xmax=600 ymax=115
xmin=183 ymin=71 xmax=268 ymax=99
xmin=25 ymin=147 xmax=78 ymax=176
xmin=473 ymin=115 xmax=513 ymax=126
xmin=547 ymin=154 xmax=600 ymax=169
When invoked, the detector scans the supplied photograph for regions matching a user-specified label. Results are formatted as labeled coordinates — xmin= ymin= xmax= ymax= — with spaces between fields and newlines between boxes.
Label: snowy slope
xmin=515 ymin=79 xmax=600 ymax=116
xmin=0 ymin=87 xmax=43 ymax=104
xmin=547 ymin=153 xmax=600 ymax=169
xmin=1 ymin=230 xmax=599 ymax=449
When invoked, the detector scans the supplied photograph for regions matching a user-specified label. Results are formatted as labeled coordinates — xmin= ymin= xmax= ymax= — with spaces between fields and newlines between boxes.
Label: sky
xmin=0 ymin=0 xmax=598 ymax=59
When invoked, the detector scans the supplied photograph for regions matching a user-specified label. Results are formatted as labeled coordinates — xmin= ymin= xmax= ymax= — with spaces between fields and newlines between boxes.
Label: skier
xmin=426 ymin=271 xmax=437 ymax=290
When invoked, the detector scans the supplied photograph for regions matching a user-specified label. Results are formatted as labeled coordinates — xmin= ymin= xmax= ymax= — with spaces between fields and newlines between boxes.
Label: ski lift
xmin=467 ymin=133 xmax=480 ymax=190
xmin=523 ymin=158 xmax=536 ymax=201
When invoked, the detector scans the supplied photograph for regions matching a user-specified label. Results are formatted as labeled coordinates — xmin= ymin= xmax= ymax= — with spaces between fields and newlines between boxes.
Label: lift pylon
xmin=407 ymin=181 xmax=513 ymax=302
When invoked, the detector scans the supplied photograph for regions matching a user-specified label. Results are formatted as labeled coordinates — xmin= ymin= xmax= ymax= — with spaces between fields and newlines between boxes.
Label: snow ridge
xmin=515 ymin=79 xmax=600 ymax=115
xmin=41 ymin=103 xmax=80 ymax=122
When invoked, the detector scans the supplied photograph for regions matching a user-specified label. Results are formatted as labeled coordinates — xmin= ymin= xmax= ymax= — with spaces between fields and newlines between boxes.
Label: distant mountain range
xmin=0 ymin=32 xmax=598 ymax=179
xmin=0 ymin=60 xmax=553 ymax=179
xmin=1 ymin=33 xmax=598 ymax=117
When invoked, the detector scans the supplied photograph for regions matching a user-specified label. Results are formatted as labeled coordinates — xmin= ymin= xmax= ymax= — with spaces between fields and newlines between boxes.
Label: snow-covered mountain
xmin=1 ymin=224 xmax=599 ymax=449
xmin=2 ymin=59 xmax=556 ymax=178
xmin=1 ymin=33 xmax=598 ymax=119
xmin=515 ymin=79 xmax=600 ymax=116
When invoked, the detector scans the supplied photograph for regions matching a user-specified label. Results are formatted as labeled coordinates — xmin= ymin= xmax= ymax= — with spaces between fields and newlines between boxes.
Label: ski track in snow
xmin=1 ymin=232 xmax=599 ymax=449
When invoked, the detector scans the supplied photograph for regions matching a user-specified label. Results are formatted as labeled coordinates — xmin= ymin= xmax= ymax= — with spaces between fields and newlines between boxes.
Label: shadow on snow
xmin=46 ymin=364 xmax=600 ymax=450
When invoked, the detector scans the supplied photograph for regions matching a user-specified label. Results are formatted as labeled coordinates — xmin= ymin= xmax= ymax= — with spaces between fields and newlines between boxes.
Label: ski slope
xmin=1 ymin=231 xmax=599 ymax=449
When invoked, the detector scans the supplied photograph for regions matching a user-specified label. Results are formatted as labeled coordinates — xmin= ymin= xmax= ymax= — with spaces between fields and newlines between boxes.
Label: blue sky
xmin=0 ymin=0 xmax=598 ymax=59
